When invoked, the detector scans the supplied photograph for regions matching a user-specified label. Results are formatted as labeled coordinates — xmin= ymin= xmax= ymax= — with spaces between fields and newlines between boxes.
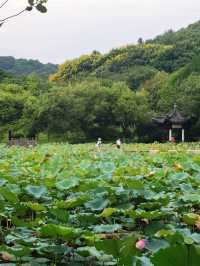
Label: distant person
xmin=171 ymin=136 xmax=176 ymax=143
xmin=116 ymin=138 xmax=122 ymax=149
xmin=96 ymin=138 xmax=102 ymax=149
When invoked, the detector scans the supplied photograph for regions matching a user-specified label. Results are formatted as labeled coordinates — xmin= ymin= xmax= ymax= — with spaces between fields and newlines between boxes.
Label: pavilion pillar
xmin=8 ymin=130 xmax=12 ymax=141
xmin=169 ymin=129 xmax=172 ymax=142
xmin=182 ymin=128 xmax=185 ymax=142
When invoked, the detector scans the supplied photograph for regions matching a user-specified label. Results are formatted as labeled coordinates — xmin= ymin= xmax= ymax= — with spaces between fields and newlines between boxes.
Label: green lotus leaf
xmin=56 ymin=195 xmax=90 ymax=209
xmin=155 ymin=229 xmax=175 ymax=238
xmin=93 ymin=224 xmax=122 ymax=233
xmin=135 ymin=256 xmax=154 ymax=266
xmin=76 ymin=246 xmax=101 ymax=258
xmin=183 ymin=213 xmax=199 ymax=225
xmin=100 ymin=208 xmax=117 ymax=218
xmin=95 ymin=239 xmax=121 ymax=258
xmin=40 ymin=224 xmax=81 ymax=240
xmin=56 ymin=178 xmax=79 ymax=190
xmin=145 ymin=239 xmax=170 ymax=253
xmin=50 ymin=208 xmax=69 ymax=223
xmin=191 ymin=233 xmax=200 ymax=244
xmin=0 ymin=179 xmax=7 ymax=186
xmin=0 ymin=186 xmax=19 ymax=204
xmin=26 ymin=202 xmax=46 ymax=212
xmin=25 ymin=185 xmax=47 ymax=199
xmin=85 ymin=198 xmax=110 ymax=211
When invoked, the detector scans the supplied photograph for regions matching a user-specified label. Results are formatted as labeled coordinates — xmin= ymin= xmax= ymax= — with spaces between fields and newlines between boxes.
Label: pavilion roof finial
xmin=153 ymin=103 xmax=190 ymax=126
xmin=173 ymin=103 xmax=177 ymax=112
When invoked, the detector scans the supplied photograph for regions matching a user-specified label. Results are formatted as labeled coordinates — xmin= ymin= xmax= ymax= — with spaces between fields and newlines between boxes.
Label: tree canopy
xmin=0 ymin=56 xmax=57 ymax=76
xmin=1 ymin=20 xmax=200 ymax=142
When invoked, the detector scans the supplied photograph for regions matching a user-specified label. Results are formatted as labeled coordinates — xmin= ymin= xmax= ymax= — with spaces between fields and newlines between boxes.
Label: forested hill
xmin=0 ymin=56 xmax=57 ymax=76
xmin=1 ymin=20 xmax=200 ymax=143
xmin=150 ymin=20 xmax=200 ymax=47
xmin=50 ymin=20 xmax=200 ymax=89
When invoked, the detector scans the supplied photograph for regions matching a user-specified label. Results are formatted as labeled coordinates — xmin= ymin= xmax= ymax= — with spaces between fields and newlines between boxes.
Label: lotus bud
xmin=136 ymin=239 xmax=145 ymax=250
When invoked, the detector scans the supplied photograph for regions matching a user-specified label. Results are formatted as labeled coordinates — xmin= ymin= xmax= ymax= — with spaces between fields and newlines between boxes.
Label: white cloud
xmin=1 ymin=0 xmax=200 ymax=63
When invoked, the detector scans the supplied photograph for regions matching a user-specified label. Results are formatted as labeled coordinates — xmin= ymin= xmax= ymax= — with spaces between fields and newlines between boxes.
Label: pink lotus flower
xmin=136 ymin=239 xmax=145 ymax=250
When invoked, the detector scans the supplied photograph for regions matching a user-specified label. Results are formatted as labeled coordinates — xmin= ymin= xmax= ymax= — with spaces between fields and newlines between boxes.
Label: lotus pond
xmin=1 ymin=143 xmax=200 ymax=265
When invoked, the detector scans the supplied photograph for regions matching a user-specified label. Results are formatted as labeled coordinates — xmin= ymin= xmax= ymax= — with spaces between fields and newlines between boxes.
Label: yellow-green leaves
xmin=100 ymin=208 xmax=117 ymax=218
xmin=183 ymin=213 xmax=199 ymax=225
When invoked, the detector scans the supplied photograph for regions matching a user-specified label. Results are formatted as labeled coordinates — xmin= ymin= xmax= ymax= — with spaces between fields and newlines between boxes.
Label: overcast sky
xmin=1 ymin=0 xmax=200 ymax=64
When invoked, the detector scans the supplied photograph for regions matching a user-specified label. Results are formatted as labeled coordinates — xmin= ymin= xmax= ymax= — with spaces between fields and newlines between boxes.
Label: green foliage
xmin=27 ymin=0 xmax=48 ymax=13
xmin=140 ymin=60 xmax=200 ymax=135
xmin=50 ymin=51 xmax=102 ymax=82
xmin=0 ymin=69 xmax=11 ymax=82
xmin=32 ymin=80 xmax=151 ymax=141
xmin=126 ymin=66 xmax=157 ymax=90
xmin=51 ymin=19 xmax=200 ymax=85
xmin=50 ymin=44 xmax=173 ymax=87
xmin=2 ymin=20 xmax=200 ymax=142
xmin=0 ymin=143 xmax=200 ymax=264
xmin=0 ymin=90 xmax=25 ymax=126
xmin=147 ymin=21 xmax=200 ymax=71
xmin=0 ymin=56 xmax=57 ymax=76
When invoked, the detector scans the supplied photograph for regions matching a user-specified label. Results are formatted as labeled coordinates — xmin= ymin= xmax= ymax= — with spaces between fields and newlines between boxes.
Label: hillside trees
xmin=1 ymin=65 xmax=200 ymax=142
xmin=0 ymin=68 xmax=11 ymax=82
xmin=0 ymin=56 xmax=57 ymax=76
xmin=155 ymin=74 xmax=200 ymax=137
xmin=51 ymin=21 xmax=200 ymax=86
xmin=141 ymin=71 xmax=169 ymax=112
xmin=30 ymin=80 xmax=152 ymax=142
xmin=49 ymin=44 xmax=175 ymax=86
xmin=0 ymin=74 xmax=51 ymax=139
xmin=1 ymin=20 xmax=200 ymax=142
xmin=140 ymin=64 xmax=200 ymax=140
xmin=0 ymin=87 xmax=27 ymax=136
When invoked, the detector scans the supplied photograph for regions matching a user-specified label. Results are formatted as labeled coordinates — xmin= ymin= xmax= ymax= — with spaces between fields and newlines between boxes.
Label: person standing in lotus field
xmin=116 ymin=138 xmax=122 ymax=149
xmin=96 ymin=138 xmax=102 ymax=150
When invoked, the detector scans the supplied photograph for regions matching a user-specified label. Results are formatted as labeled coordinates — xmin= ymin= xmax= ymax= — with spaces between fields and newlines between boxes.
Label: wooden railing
xmin=8 ymin=138 xmax=37 ymax=147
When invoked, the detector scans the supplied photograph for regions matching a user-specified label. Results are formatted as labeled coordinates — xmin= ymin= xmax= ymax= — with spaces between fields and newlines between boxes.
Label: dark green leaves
xmin=0 ymin=187 xmax=19 ymax=204
xmin=28 ymin=0 xmax=34 ymax=5
xmin=50 ymin=208 xmax=69 ymax=223
xmin=26 ymin=6 xmax=33 ymax=11
xmin=36 ymin=4 xmax=47 ymax=13
xmin=151 ymin=245 xmax=189 ymax=266
xmin=40 ymin=224 xmax=81 ymax=240
xmin=85 ymin=197 xmax=110 ymax=211
xmin=26 ymin=0 xmax=47 ymax=13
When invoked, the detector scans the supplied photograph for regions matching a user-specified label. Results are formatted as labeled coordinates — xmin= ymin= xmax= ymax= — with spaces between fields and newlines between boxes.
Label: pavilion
xmin=153 ymin=104 xmax=191 ymax=142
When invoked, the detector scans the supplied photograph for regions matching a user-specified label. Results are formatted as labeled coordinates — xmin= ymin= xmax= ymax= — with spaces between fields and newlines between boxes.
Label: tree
xmin=0 ymin=0 xmax=48 ymax=27
xmin=137 ymin=37 xmax=143 ymax=44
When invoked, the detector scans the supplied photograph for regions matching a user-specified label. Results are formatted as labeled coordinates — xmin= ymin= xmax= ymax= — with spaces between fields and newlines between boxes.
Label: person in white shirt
xmin=116 ymin=138 xmax=122 ymax=149
xmin=96 ymin=138 xmax=102 ymax=149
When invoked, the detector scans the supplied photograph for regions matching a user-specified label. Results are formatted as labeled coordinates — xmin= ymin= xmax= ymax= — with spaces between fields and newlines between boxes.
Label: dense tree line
xmin=1 ymin=20 xmax=200 ymax=143
xmin=0 ymin=56 xmax=57 ymax=76
xmin=0 ymin=73 xmax=152 ymax=142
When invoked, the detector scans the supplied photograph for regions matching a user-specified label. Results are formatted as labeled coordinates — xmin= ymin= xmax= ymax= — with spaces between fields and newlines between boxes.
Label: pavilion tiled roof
xmin=153 ymin=104 xmax=190 ymax=126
